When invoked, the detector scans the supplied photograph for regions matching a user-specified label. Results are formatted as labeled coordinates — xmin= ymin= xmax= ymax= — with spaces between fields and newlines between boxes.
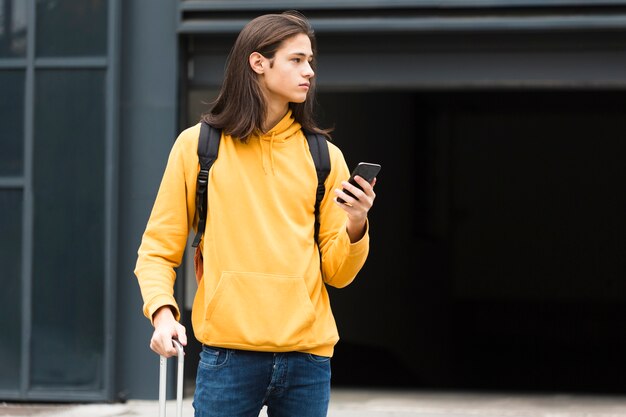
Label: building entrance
xmin=182 ymin=89 xmax=626 ymax=393
xmin=317 ymin=90 xmax=626 ymax=392
xmin=180 ymin=1 xmax=626 ymax=390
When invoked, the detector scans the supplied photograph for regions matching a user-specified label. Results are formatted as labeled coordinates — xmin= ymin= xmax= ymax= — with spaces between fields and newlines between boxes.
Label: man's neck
xmin=264 ymin=102 xmax=289 ymax=132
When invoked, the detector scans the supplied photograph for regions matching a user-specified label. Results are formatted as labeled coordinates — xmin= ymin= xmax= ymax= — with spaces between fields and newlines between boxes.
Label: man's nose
xmin=303 ymin=62 xmax=314 ymax=78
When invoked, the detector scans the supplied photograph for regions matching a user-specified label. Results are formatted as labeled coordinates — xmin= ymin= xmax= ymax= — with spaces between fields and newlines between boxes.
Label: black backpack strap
xmin=192 ymin=122 xmax=221 ymax=248
xmin=305 ymin=131 xmax=331 ymax=247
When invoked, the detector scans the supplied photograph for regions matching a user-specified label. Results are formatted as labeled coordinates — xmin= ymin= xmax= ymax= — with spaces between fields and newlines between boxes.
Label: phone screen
xmin=337 ymin=162 xmax=381 ymax=204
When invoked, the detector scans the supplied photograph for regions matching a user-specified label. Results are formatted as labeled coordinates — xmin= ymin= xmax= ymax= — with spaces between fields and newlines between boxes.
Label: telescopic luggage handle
xmin=159 ymin=339 xmax=184 ymax=417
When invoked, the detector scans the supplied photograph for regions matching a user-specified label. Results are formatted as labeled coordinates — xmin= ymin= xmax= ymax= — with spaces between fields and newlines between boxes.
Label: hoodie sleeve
xmin=316 ymin=143 xmax=370 ymax=288
xmin=134 ymin=127 xmax=199 ymax=323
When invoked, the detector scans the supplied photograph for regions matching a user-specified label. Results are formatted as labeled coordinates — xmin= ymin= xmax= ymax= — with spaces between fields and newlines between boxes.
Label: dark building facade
xmin=1 ymin=0 xmax=626 ymax=402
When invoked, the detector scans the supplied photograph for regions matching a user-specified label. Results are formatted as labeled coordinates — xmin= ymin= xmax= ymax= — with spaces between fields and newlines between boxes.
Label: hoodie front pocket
xmin=204 ymin=271 xmax=317 ymax=348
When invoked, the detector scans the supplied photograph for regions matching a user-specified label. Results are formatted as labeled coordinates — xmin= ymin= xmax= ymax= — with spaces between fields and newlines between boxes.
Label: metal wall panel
xmin=0 ymin=0 xmax=120 ymax=402
xmin=115 ymin=0 xmax=179 ymax=400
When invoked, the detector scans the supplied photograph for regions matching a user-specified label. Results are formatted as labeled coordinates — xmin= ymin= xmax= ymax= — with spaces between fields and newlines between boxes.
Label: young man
xmin=135 ymin=11 xmax=377 ymax=417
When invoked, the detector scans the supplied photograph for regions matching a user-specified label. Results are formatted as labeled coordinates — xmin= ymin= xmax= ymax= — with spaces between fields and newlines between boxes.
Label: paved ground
xmin=2 ymin=389 xmax=626 ymax=417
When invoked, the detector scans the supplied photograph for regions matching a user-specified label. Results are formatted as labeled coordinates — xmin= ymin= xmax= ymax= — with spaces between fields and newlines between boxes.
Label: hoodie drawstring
xmin=259 ymin=131 xmax=277 ymax=175
xmin=256 ymin=110 xmax=301 ymax=175
xmin=259 ymin=138 xmax=267 ymax=175
xmin=269 ymin=131 xmax=276 ymax=175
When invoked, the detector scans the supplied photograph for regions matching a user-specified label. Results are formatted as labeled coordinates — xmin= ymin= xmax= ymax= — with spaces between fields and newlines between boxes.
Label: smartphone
xmin=337 ymin=162 xmax=381 ymax=204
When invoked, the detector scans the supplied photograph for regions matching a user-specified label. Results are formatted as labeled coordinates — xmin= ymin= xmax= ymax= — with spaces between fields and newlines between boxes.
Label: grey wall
xmin=116 ymin=0 xmax=179 ymax=400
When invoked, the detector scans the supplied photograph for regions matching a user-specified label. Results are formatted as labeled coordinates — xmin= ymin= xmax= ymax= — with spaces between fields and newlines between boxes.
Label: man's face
xmin=258 ymin=33 xmax=315 ymax=108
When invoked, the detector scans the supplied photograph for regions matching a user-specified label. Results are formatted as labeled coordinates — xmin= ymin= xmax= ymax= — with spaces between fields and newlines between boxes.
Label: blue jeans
xmin=193 ymin=346 xmax=331 ymax=417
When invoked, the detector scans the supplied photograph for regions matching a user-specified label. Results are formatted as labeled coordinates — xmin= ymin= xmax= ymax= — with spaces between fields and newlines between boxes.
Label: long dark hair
xmin=201 ymin=11 xmax=331 ymax=142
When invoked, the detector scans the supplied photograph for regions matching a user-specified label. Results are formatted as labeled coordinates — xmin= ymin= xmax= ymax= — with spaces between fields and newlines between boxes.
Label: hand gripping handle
xmin=159 ymin=339 xmax=185 ymax=417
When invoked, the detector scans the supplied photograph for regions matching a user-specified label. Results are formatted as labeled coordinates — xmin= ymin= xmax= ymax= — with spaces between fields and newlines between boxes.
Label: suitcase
xmin=159 ymin=339 xmax=185 ymax=417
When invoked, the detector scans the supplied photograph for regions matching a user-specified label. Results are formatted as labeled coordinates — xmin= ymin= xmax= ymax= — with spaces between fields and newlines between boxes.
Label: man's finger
xmin=341 ymin=181 xmax=365 ymax=200
xmin=150 ymin=338 xmax=169 ymax=357
xmin=152 ymin=332 xmax=173 ymax=357
xmin=335 ymin=188 xmax=356 ymax=206
xmin=353 ymin=176 xmax=376 ymax=195
xmin=164 ymin=335 xmax=178 ymax=356
xmin=176 ymin=325 xmax=188 ymax=346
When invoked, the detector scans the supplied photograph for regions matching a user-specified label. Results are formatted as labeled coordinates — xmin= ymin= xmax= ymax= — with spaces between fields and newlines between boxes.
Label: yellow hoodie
xmin=135 ymin=111 xmax=369 ymax=357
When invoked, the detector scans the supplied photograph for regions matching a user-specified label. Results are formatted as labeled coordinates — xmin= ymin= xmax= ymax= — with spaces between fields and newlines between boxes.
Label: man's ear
xmin=249 ymin=52 xmax=265 ymax=75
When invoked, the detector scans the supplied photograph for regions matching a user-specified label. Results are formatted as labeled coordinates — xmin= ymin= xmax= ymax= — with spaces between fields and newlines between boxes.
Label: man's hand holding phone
xmin=335 ymin=162 xmax=380 ymax=242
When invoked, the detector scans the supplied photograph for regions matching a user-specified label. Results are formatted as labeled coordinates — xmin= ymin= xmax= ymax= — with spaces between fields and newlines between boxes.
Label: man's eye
xmin=292 ymin=58 xmax=301 ymax=63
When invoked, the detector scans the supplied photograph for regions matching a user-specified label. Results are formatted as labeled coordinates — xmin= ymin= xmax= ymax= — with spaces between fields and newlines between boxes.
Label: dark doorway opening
xmin=182 ymin=90 xmax=626 ymax=394
xmin=317 ymin=90 xmax=626 ymax=393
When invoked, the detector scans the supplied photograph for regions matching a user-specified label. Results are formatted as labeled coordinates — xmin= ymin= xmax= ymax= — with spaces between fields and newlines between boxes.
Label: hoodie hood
xmin=256 ymin=110 xmax=302 ymax=175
